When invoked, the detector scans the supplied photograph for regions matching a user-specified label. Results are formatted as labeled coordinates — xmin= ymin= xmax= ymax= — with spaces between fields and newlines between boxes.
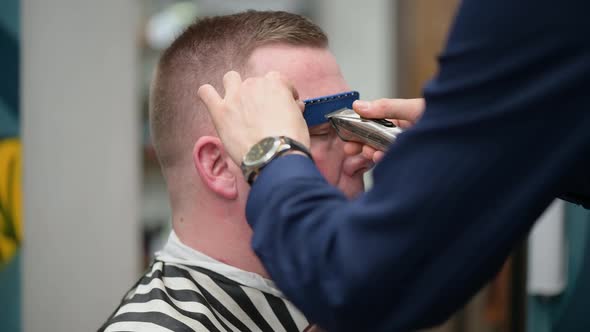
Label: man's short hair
xmin=150 ymin=10 xmax=328 ymax=170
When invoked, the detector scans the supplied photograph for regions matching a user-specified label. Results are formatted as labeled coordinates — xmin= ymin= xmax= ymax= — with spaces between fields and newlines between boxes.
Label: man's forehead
xmin=246 ymin=44 xmax=349 ymax=99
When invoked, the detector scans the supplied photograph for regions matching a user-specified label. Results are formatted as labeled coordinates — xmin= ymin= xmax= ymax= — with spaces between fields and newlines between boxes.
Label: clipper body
xmin=325 ymin=108 xmax=402 ymax=151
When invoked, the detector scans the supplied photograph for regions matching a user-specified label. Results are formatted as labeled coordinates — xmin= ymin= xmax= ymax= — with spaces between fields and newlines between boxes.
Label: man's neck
xmin=172 ymin=211 xmax=269 ymax=278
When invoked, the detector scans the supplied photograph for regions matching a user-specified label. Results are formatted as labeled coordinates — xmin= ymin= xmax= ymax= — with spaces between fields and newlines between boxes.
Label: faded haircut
xmin=150 ymin=10 xmax=328 ymax=171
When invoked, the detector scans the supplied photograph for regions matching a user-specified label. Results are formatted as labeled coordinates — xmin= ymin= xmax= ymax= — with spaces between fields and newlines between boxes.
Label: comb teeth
xmin=303 ymin=91 xmax=359 ymax=127
xmin=303 ymin=91 xmax=358 ymax=105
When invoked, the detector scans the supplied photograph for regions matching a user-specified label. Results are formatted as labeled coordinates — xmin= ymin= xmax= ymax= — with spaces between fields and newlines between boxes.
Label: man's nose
xmin=330 ymin=131 xmax=374 ymax=175
xmin=342 ymin=150 xmax=374 ymax=176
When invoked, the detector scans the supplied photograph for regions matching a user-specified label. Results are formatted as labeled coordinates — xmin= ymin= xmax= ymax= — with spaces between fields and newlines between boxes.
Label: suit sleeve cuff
xmin=246 ymin=154 xmax=324 ymax=226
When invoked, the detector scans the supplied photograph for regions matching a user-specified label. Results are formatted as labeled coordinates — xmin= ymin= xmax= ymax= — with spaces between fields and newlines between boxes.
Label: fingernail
xmin=354 ymin=100 xmax=370 ymax=111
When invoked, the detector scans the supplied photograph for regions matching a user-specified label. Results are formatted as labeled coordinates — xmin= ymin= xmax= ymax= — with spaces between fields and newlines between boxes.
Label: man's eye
xmin=310 ymin=132 xmax=330 ymax=137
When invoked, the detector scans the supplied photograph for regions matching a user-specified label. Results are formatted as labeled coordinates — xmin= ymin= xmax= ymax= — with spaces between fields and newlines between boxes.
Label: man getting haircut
xmin=100 ymin=10 xmax=371 ymax=332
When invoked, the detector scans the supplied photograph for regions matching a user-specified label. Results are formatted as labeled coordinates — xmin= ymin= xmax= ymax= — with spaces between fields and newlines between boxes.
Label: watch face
xmin=244 ymin=137 xmax=278 ymax=166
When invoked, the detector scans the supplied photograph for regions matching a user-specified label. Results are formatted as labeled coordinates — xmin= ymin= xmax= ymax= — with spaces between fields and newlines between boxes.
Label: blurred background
xmin=1 ymin=0 xmax=589 ymax=331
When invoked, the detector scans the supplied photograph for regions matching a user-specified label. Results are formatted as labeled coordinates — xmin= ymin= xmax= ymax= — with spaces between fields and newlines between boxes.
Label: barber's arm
xmin=199 ymin=1 xmax=590 ymax=331
xmin=351 ymin=98 xmax=590 ymax=208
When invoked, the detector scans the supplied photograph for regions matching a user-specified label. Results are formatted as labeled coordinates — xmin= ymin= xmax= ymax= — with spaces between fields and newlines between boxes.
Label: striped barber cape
xmin=99 ymin=231 xmax=318 ymax=332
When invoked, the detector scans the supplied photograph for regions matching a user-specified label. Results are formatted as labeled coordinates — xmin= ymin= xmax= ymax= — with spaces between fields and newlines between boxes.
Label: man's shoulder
xmin=99 ymin=260 xmax=310 ymax=332
xmin=98 ymin=260 xmax=223 ymax=332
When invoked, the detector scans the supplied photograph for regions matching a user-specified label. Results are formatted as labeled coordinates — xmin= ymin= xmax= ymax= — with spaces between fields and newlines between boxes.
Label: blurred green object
xmin=527 ymin=203 xmax=590 ymax=332
xmin=0 ymin=0 xmax=20 ymax=331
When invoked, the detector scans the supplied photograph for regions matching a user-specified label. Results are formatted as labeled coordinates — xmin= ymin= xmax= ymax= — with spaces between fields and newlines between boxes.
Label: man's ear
xmin=192 ymin=136 xmax=238 ymax=200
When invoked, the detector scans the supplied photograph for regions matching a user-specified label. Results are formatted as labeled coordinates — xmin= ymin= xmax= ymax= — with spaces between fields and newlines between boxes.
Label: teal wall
xmin=0 ymin=1 xmax=20 ymax=331
xmin=528 ymin=203 xmax=590 ymax=332
xmin=0 ymin=252 xmax=20 ymax=331
xmin=0 ymin=0 xmax=19 ymax=139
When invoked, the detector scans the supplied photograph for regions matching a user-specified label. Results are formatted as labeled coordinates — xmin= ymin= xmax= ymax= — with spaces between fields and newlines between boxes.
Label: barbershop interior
xmin=1 ymin=0 xmax=588 ymax=331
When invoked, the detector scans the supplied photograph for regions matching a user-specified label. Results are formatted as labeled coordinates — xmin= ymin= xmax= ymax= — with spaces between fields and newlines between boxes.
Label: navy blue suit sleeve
xmin=246 ymin=0 xmax=590 ymax=331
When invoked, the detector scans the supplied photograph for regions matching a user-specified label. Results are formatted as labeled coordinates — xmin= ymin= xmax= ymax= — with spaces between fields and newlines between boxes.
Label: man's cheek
xmin=311 ymin=154 xmax=338 ymax=184
xmin=314 ymin=158 xmax=333 ymax=182
xmin=310 ymin=143 xmax=328 ymax=165
xmin=310 ymin=140 xmax=343 ymax=183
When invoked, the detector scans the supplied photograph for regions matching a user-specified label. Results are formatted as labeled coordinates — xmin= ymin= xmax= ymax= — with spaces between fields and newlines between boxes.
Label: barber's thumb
xmin=197 ymin=84 xmax=222 ymax=112
xmin=354 ymin=98 xmax=419 ymax=121
xmin=352 ymin=100 xmax=379 ymax=118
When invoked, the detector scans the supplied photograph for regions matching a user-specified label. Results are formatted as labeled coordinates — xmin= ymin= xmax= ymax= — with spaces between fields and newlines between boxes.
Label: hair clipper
xmin=303 ymin=91 xmax=402 ymax=151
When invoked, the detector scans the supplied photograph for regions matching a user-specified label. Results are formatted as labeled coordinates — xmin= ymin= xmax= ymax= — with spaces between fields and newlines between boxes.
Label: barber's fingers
xmin=393 ymin=119 xmax=415 ymax=129
xmin=296 ymin=100 xmax=305 ymax=112
xmin=343 ymin=142 xmax=362 ymax=156
xmin=223 ymin=71 xmax=242 ymax=100
xmin=352 ymin=98 xmax=425 ymax=124
xmin=197 ymin=84 xmax=223 ymax=112
xmin=265 ymin=71 xmax=300 ymax=102
xmin=362 ymin=145 xmax=385 ymax=163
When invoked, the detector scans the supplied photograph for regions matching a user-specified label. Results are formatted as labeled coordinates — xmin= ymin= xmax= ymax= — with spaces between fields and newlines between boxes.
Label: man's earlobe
xmin=193 ymin=136 xmax=238 ymax=200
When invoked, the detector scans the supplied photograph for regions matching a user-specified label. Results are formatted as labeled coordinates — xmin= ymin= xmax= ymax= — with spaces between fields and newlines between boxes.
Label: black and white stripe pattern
xmin=99 ymin=260 xmax=309 ymax=332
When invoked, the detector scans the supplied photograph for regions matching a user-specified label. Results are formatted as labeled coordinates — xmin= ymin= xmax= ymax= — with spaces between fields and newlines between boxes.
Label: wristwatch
xmin=241 ymin=136 xmax=312 ymax=185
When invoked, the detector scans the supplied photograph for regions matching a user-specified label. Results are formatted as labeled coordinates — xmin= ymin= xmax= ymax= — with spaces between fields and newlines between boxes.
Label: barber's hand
xmin=198 ymin=71 xmax=309 ymax=165
xmin=343 ymin=98 xmax=425 ymax=163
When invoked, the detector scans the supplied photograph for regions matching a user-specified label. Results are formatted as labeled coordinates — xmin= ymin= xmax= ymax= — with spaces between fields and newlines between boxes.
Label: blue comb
xmin=303 ymin=91 xmax=359 ymax=127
